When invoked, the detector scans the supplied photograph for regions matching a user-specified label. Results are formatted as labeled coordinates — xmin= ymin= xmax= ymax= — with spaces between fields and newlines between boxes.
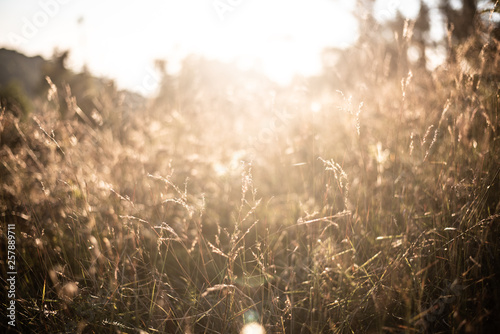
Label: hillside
xmin=0 ymin=48 xmax=45 ymax=97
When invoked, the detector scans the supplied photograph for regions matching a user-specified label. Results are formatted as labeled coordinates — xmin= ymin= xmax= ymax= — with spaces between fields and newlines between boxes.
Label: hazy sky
xmin=0 ymin=0 xmax=438 ymax=94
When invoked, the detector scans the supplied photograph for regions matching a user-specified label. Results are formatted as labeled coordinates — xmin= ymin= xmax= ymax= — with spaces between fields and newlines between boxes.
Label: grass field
xmin=1 ymin=11 xmax=500 ymax=334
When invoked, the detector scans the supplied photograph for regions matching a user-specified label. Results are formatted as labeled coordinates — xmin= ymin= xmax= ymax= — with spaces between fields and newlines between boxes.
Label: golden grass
xmin=1 ymin=19 xmax=499 ymax=334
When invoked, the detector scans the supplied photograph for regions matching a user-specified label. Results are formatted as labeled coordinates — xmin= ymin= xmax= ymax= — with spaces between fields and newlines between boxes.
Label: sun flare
xmin=0 ymin=0 xmax=358 ymax=91
xmin=241 ymin=323 xmax=266 ymax=334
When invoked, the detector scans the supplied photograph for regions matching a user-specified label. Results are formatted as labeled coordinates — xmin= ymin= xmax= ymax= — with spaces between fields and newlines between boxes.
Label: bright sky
xmin=0 ymin=0 xmax=439 ymax=94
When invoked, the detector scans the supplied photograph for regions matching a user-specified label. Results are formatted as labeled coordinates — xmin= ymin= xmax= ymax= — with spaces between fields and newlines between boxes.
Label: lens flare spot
xmin=241 ymin=322 xmax=265 ymax=334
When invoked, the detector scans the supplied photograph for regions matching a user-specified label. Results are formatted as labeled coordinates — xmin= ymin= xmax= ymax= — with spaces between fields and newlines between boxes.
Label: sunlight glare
xmin=310 ymin=102 xmax=322 ymax=113
xmin=215 ymin=0 xmax=357 ymax=84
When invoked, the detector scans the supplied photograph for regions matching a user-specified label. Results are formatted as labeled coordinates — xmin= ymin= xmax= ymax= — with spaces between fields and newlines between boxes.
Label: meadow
xmin=1 ymin=9 xmax=500 ymax=334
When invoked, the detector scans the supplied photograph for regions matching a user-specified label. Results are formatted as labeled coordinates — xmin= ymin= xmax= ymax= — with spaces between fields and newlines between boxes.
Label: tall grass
xmin=1 ymin=15 xmax=499 ymax=334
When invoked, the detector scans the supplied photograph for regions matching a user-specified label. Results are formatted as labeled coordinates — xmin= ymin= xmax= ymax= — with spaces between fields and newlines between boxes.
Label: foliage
xmin=0 ymin=81 xmax=33 ymax=120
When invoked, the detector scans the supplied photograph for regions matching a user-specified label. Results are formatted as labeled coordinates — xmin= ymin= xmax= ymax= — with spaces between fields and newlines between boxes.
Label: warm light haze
xmin=0 ymin=0 xmax=431 ymax=93
xmin=1 ymin=0 xmax=498 ymax=333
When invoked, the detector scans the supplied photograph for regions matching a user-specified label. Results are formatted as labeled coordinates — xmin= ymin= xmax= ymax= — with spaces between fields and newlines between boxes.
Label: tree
xmin=414 ymin=1 xmax=431 ymax=69
xmin=439 ymin=0 xmax=499 ymax=75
